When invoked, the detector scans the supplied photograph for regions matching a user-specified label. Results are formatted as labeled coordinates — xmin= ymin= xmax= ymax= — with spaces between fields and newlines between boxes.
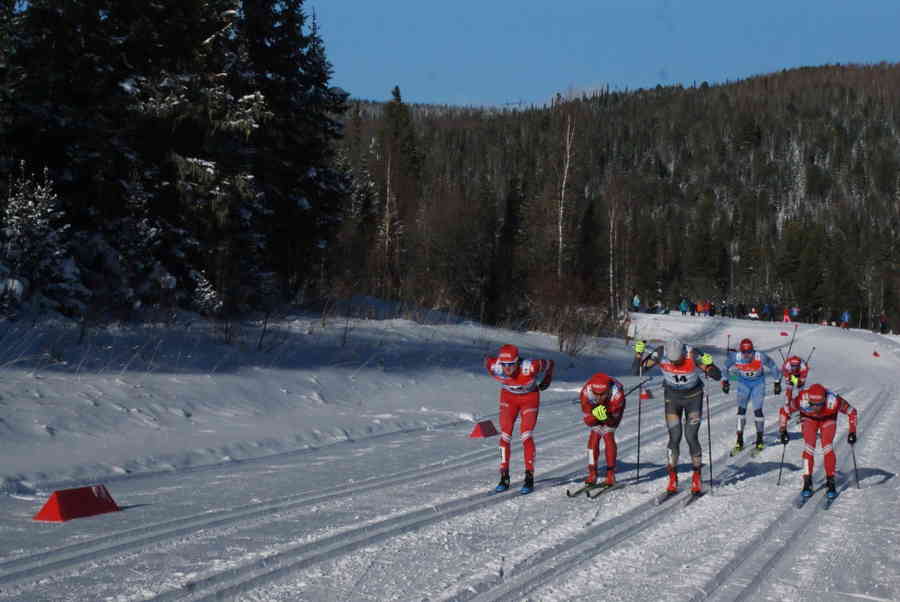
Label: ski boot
xmin=801 ymin=475 xmax=813 ymax=498
xmin=666 ymin=467 xmax=678 ymax=493
xmin=825 ymin=475 xmax=837 ymax=499
xmin=495 ymin=471 xmax=510 ymax=493
xmin=603 ymin=469 xmax=616 ymax=487
xmin=732 ymin=431 xmax=744 ymax=455
xmin=691 ymin=469 xmax=702 ymax=494
xmin=584 ymin=466 xmax=598 ymax=485
xmin=754 ymin=432 xmax=765 ymax=452
xmin=520 ymin=471 xmax=535 ymax=495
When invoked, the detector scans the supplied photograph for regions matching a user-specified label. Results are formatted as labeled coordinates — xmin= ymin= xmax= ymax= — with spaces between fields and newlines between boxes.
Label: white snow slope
xmin=0 ymin=308 xmax=897 ymax=601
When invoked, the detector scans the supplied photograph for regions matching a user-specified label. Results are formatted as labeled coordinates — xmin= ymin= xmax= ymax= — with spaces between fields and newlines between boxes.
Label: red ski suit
xmin=579 ymin=374 xmax=626 ymax=478
xmin=779 ymin=387 xmax=857 ymax=478
xmin=486 ymin=356 xmax=554 ymax=472
xmin=780 ymin=357 xmax=809 ymax=403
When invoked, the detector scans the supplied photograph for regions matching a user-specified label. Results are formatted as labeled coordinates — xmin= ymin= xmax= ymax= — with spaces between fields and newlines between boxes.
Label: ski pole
xmin=705 ymin=390 xmax=714 ymax=494
xmin=786 ymin=323 xmax=798 ymax=358
xmin=851 ymin=444 xmax=860 ymax=489
xmin=624 ymin=377 xmax=652 ymax=398
xmin=777 ymin=441 xmax=787 ymax=486
xmin=636 ymin=388 xmax=643 ymax=486
xmin=805 ymin=346 xmax=816 ymax=366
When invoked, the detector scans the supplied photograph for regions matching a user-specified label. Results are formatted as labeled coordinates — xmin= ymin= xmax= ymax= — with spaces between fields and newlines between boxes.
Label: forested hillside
xmin=1 ymin=1 xmax=898 ymax=336
xmin=336 ymin=66 xmax=900 ymax=335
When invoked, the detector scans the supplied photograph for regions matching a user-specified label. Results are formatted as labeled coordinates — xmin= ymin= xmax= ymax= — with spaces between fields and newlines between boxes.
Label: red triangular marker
xmin=873 ymin=351 xmax=880 ymax=357
xmin=468 ymin=420 xmax=498 ymax=438
xmin=33 ymin=485 xmax=120 ymax=522
xmin=780 ymin=331 xmax=789 ymax=336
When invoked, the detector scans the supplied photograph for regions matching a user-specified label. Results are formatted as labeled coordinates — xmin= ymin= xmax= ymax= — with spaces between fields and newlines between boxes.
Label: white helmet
xmin=665 ymin=338 xmax=684 ymax=362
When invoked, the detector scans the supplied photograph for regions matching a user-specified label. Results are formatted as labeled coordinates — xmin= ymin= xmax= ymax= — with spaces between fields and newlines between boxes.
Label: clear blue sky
xmin=306 ymin=0 xmax=900 ymax=107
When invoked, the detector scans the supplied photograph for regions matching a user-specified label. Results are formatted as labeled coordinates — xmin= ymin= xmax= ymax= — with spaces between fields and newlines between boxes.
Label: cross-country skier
xmin=781 ymin=355 xmax=810 ymax=404
xmin=579 ymin=373 xmax=626 ymax=486
xmin=638 ymin=339 xmax=722 ymax=494
xmin=722 ymin=338 xmax=781 ymax=454
xmin=485 ymin=344 xmax=554 ymax=494
xmin=778 ymin=383 xmax=858 ymax=499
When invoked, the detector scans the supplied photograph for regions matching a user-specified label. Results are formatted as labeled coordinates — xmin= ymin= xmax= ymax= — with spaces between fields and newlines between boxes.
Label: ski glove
xmin=634 ymin=340 xmax=646 ymax=353
xmin=721 ymin=380 xmax=730 ymax=394
xmin=700 ymin=353 xmax=714 ymax=366
xmin=539 ymin=379 xmax=550 ymax=391
xmin=706 ymin=365 xmax=722 ymax=381
xmin=790 ymin=374 xmax=800 ymax=386
xmin=774 ymin=381 xmax=782 ymax=395
xmin=591 ymin=405 xmax=608 ymax=422
xmin=779 ymin=430 xmax=789 ymax=445
xmin=848 ymin=432 xmax=857 ymax=445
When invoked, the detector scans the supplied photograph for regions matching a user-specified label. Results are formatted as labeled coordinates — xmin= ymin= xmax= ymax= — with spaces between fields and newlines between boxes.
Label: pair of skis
xmin=796 ymin=486 xmax=839 ymax=509
xmin=655 ymin=489 xmax=705 ymax=507
xmin=565 ymin=482 xmax=623 ymax=499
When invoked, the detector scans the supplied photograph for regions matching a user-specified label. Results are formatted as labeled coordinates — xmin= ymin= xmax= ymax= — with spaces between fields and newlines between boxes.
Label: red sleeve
xmin=778 ymin=397 xmax=798 ymax=429
xmin=838 ymin=397 xmax=858 ymax=432
xmin=580 ymin=383 xmax=599 ymax=426
xmin=485 ymin=357 xmax=497 ymax=374
xmin=607 ymin=387 xmax=626 ymax=418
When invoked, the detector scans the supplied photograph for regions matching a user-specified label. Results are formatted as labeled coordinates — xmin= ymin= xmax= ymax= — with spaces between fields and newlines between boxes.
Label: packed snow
xmin=0 ymin=307 xmax=898 ymax=601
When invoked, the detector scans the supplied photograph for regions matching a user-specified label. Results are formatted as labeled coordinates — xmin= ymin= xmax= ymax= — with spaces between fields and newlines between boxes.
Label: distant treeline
xmin=334 ymin=66 xmax=900 ymax=335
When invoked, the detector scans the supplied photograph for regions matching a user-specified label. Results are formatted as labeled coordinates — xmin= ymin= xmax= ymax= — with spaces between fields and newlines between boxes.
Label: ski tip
xmin=519 ymin=487 xmax=533 ymax=495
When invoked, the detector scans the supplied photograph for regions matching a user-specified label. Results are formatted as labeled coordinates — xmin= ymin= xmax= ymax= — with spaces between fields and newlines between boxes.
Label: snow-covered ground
xmin=0 ymin=308 xmax=897 ymax=601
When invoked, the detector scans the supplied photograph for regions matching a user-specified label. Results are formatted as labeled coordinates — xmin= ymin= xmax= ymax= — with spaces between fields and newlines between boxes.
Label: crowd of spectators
xmin=629 ymin=290 xmax=892 ymax=334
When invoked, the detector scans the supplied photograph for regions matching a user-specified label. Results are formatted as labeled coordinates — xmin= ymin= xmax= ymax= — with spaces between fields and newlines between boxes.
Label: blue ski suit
xmin=724 ymin=350 xmax=780 ymax=438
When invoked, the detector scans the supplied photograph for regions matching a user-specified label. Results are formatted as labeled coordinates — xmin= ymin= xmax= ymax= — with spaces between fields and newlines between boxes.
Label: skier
xmin=638 ymin=339 xmax=722 ymax=494
xmin=485 ymin=344 xmax=554 ymax=494
xmin=579 ymin=373 xmax=626 ymax=486
xmin=778 ymin=383 xmax=858 ymax=499
xmin=722 ymin=338 xmax=781 ymax=454
xmin=780 ymin=355 xmax=809 ymax=404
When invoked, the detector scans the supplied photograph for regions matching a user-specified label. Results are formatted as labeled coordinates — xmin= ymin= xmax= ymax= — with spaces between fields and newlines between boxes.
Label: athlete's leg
xmin=586 ymin=429 xmax=601 ymax=482
xmin=819 ymin=419 xmax=838 ymax=477
xmin=748 ymin=381 xmax=765 ymax=433
xmin=800 ymin=418 xmax=819 ymax=476
xmin=664 ymin=398 xmax=684 ymax=468
xmin=498 ymin=396 xmax=519 ymax=473
xmin=734 ymin=382 xmax=751 ymax=440
xmin=519 ymin=398 xmax=540 ymax=472
xmin=684 ymin=394 xmax=703 ymax=469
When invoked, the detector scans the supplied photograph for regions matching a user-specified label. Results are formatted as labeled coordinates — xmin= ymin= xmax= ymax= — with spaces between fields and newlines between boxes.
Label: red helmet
xmin=498 ymin=344 xmax=519 ymax=363
xmin=589 ymin=375 xmax=612 ymax=396
xmin=807 ymin=383 xmax=827 ymax=404
xmin=739 ymin=338 xmax=754 ymax=352
xmin=789 ymin=356 xmax=802 ymax=368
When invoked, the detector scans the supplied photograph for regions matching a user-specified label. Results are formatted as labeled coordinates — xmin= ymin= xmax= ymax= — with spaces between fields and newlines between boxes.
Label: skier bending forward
xmin=578 ymin=373 xmax=626 ymax=486
xmin=485 ymin=344 xmax=554 ymax=494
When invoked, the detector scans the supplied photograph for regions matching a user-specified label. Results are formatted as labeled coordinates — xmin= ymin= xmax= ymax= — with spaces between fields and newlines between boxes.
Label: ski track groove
xmin=0 ymin=385 xmax=736 ymax=600
xmin=446 ymin=401 xmax=773 ymax=601
xmin=690 ymin=385 xmax=890 ymax=602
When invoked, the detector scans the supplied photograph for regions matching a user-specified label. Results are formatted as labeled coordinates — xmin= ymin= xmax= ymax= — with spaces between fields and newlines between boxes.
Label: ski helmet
xmin=589 ymin=375 xmax=612 ymax=396
xmin=498 ymin=344 xmax=519 ymax=363
xmin=739 ymin=338 xmax=754 ymax=352
xmin=665 ymin=338 xmax=684 ymax=363
xmin=807 ymin=383 xmax=827 ymax=404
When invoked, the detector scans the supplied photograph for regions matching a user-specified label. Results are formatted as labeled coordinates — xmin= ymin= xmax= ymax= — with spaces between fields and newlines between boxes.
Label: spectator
xmin=761 ymin=303 xmax=772 ymax=321
xmin=679 ymin=298 xmax=689 ymax=316
xmin=748 ymin=307 xmax=760 ymax=320
xmin=879 ymin=312 xmax=889 ymax=334
xmin=632 ymin=290 xmax=641 ymax=312
xmin=782 ymin=307 xmax=791 ymax=322
xmin=790 ymin=305 xmax=800 ymax=322
xmin=840 ymin=310 xmax=851 ymax=329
